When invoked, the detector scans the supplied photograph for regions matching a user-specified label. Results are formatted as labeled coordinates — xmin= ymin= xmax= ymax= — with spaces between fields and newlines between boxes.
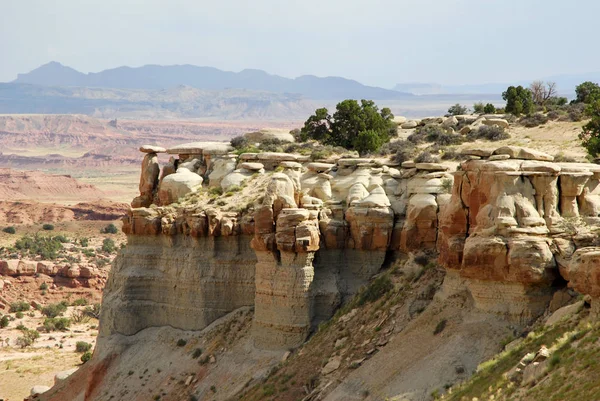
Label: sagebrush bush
xmin=42 ymin=223 xmax=55 ymax=231
xmin=43 ymin=317 xmax=71 ymax=331
xmin=100 ymin=223 xmax=118 ymax=234
xmin=357 ymin=275 xmax=394 ymax=306
xmin=230 ymin=135 xmax=248 ymax=149
xmin=415 ymin=151 xmax=440 ymax=163
xmin=467 ymin=125 xmax=510 ymax=142
xmin=9 ymin=301 xmax=30 ymax=313
xmin=2 ymin=226 xmax=16 ymax=234
xmin=42 ymin=301 xmax=68 ymax=318
xmin=76 ymin=341 xmax=93 ymax=353
xmin=519 ymin=113 xmax=549 ymax=127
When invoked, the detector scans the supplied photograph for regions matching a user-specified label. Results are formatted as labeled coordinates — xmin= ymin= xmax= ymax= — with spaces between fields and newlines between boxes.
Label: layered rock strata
xmin=110 ymin=142 xmax=600 ymax=352
xmin=439 ymin=149 xmax=600 ymax=322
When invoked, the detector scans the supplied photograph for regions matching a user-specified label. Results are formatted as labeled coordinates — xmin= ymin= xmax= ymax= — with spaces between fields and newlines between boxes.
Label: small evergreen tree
xmin=502 ymin=86 xmax=534 ymax=116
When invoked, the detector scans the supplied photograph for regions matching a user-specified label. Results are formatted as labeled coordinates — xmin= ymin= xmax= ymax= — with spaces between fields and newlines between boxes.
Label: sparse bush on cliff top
xmin=100 ymin=223 xmax=118 ymax=234
xmin=42 ymin=223 xmax=54 ymax=231
xmin=446 ymin=103 xmax=468 ymax=116
xmin=3 ymin=226 xmax=16 ymax=234
xmin=415 ymin=151 xmax=440 ymax=164
xmin=467 ymin=125 xmax=510 ymax=142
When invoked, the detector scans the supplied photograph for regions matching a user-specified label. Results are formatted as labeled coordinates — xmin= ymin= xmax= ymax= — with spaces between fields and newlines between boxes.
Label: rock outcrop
xmin=438 ymin=149 xmax=600 ymax=322
xmin=113 ymin=143 xmax=600 ymax=353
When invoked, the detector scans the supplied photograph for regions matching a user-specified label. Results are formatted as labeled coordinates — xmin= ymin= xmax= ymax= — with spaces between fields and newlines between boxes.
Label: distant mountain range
xmin=12 ymin=62 xmax=413 ymax=101
xmin=393 ymin=72 xmax=600 ymax=96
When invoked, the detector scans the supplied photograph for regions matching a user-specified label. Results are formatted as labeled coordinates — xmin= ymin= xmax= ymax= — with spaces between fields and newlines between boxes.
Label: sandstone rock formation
xmin=116 ymin=143 xmax=600 ymax=355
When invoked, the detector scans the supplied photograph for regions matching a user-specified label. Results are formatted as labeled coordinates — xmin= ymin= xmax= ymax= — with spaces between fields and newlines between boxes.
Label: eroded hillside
xmin=29 ymin=114 xmax=600 ymax=401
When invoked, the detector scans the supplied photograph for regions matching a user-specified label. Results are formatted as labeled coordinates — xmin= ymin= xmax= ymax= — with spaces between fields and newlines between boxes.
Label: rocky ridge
xmin=38 ymin=138 xmax=600 ymax=400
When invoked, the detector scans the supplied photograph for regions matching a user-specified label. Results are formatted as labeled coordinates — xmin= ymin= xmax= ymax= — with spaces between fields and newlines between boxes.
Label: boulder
xmin=167 ymin=142 xmax=233 ymax=155
xmin=221 ymin=169 xmax=253 ymax=191
xmin=354 ymin=185 xmax=391 ymax=207
xmin=208 ymin=157 xmax=237 ymax=188
xmin=442 ymin=116 xmax=458 ymax=128
xmin=401 ymin=161 xmax=416 ymax=169
xmin=482 ymin=118 xmax=510 ymax=129
xmin=30 ymin=385 xmax=51 ymax=395
xmin=493 ymin=146 xmax=554 ymax=162
xmin=461 ymin=148 xmax=492 ymax=158
xmin=392 ymin=116 xmax=408 ymax=125
xmin=139 ymin=145 xmax=166 ymax=153
xmin=239 ymin=162 xmax=264 ymax=171
xmin=545 ymin=301 xmax=584 ymax=326
xmin=415 ymin=163 xmax=449 ymax=172
xmin=54 ymin=368 xmax=78 ymax=385
xmin=401 ymin=120 xmax=419 ymax=129
xmin=157 ymin=168 xmax=203 ymax=205
xmin=0 ymin=260 xmax=19 ymax=275
xmin=257 ymin=152 xmax=298 ymax=162
xmin=306 ymin=162 xmax=335 ymax=172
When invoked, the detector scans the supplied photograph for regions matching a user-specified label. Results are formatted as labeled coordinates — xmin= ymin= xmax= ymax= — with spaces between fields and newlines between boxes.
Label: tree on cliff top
xmin=300 ymin=99 xmax=395 ymax=155
xmin=575 ymin=81 xmax=600 ymax=104
xmin=502 ymin=85 xmax=534 ymax=116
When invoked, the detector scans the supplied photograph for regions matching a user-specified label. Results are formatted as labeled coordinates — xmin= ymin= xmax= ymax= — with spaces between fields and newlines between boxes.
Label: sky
xmin=2 ymin=0 xmax=600 ymax=88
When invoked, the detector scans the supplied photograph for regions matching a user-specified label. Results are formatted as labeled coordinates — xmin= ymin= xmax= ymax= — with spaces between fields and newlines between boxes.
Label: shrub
xmin=414 ymin=254 xmax=430 ymax=267
xmin=75 ymin=341 xmax=93 ymax=353
xmin=390 ymin=140 xmax=417 ymax=164
xmin=42 ymin=223 xmax=55 ymax=231
xmin=9 ymin=301 xmax=30 ymax=313
xmin=467 ymin=125 xmax=510 ymax=142
xmin=16 ymin=328 xmax=40 ymax=348
xmin=39 ymin=282 xmax=48 ymax=291
xmin=101 ymin=238 xmax=116 ymax=253
xmin=192 ymin=348 xmax=203 ymax=359
xmin=447 ymin=104 xmax=468 ymax=116
xmin=84 ymin=304 xmax=101 ymax=319
xmin=473 ymin=102 xmax=485 ymax=114
xmin=2 ymin=226 xmax=16 ymax=234
xmin=483 ymin=103 xmax=496 ymax=114
xmin=15 ymin=311 xmax=24 ymax=319
xmin=79 ymin=237 xmax=89 ymax=247
xmin=72 ymin=298 xmax=88 ymax=306
xmin=0 ymin=315 xmax=9 ymax=328
xmin=357 ymin=275 xmax=394 ymax=306
xmin=547 ymin=110 xmax=561 ymax=120
xmin=519 ymin=113 xmax=549 ymax=127
xmin=81 ymin=351 xmax=92 ymax=363
xmin=177 ymin=339 xmax=187 ymax=347
xmin=43 ymin=317 xmax=71 ymax=331
xmin=415 ymin=152 xmax=440 ymax=164
xmin=42 ymin=302 xmax=68 ymax=318
xmin=100 ymin=223 xmax=118 ymax=234
xmin=433 ymin=319 xmax=447 ymax=335
xmin=230 ymin=135 xmax=248 ymax=149
xmin=14 ymin=234 xmax=66 ymax=260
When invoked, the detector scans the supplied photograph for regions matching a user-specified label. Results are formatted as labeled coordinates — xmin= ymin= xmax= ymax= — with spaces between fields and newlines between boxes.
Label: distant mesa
xmin=12 ymin=61 xmax=413 ymax=100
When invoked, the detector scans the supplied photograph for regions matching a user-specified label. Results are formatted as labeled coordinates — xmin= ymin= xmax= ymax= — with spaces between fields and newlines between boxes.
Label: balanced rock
xmin=139 ymin=144 xmax=166 ymax=153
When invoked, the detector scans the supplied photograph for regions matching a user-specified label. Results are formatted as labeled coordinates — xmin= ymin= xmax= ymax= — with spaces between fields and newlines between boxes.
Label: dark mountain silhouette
xmin=13 ymin=62 xmax=413 ymax=100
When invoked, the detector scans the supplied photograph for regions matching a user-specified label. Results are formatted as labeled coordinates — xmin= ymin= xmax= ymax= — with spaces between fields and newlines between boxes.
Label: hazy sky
xmin=2 ymin=0 xmax=600 ymax=88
